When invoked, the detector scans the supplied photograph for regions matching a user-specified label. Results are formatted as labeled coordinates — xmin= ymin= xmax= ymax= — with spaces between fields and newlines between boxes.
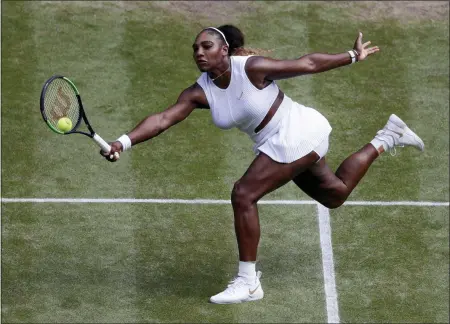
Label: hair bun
xmin=218 ymin=25 xmax=245 ymax=55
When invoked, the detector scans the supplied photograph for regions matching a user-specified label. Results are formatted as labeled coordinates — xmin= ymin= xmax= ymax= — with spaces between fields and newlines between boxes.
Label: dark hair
xmin=217 ymin=25 xmax=244 ymax=55
xmin=205 ymin=24 xmax=272 ymax=56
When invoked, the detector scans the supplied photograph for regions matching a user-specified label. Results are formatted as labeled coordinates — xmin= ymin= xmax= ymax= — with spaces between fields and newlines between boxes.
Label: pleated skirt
xmin=251 ymin=95 xmax=332 ymax=163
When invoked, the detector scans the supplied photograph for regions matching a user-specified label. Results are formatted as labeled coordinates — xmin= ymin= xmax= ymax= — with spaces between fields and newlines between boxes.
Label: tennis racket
xmin=40 ymin=75 xmax=119 ymax=159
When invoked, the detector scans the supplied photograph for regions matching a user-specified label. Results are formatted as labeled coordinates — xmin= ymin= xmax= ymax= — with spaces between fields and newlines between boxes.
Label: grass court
xmin=1 ymin=1 xmax=449 ymax=322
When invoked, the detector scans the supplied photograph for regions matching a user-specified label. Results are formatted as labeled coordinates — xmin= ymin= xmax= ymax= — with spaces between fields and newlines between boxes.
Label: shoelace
xmin=389 ymin=147 xmax=397 ymax=156
xmin=377 ymin=130 xmax=404 ymax=156
xmin=219 ymin=272 xmax=262 ymax=297
xmin=387 ymin=134 xmax=405 ymax=156
xmin=225 ymin=277 xmax=247 ymax=294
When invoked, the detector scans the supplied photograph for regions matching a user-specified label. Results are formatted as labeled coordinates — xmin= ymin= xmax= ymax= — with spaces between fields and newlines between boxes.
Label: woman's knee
xmin=321 ymin=185 xmax=349 ymax=208
xmin=322 ymin=199 xmax=345 ymax=209
xmin=231 ymin=181 xmax=255 ymax=207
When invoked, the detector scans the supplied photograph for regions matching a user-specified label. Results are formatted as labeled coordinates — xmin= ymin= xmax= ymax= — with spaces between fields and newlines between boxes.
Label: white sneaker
xmin=374 ymin=114 xmax=425 ymax=155
xmin=209 ymin=271 xmax=264 ymax=304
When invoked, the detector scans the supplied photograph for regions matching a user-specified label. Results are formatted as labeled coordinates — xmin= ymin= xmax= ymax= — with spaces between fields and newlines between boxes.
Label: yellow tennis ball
xmin=57 ymin=117 xmax=72 ymax=132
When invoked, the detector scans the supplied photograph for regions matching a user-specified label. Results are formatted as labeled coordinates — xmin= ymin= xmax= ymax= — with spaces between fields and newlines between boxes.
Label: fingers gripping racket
xmin=40 ymin=75 xmax=118 ymax=158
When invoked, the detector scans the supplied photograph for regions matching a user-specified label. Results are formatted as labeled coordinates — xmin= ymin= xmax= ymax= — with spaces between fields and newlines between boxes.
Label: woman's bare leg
xmin=231 ymin=150 xmax=320 ymax=260
xmin=293 ymin=144 xmax=379 ymax=208
xmin=294 ymin=113 xmax=425 ymax=207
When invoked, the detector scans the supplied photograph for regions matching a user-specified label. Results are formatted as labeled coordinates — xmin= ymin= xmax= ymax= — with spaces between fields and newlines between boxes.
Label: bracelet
xmin=347 ymin=50 xmax=357 ymax=64
xmin=117 ymin=134 xmax=132 ymax=152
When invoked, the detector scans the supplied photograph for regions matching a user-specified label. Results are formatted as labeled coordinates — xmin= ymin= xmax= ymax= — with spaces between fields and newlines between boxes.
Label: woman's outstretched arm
xmin=246 ymin=32 xmax=380 ymax=81
xmin=101 ymin=83 xmax=208 ymax=161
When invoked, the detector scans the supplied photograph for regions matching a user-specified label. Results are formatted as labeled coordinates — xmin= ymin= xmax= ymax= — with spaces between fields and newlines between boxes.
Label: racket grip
xmin=92 ymin=133 xmax=111 ymax=153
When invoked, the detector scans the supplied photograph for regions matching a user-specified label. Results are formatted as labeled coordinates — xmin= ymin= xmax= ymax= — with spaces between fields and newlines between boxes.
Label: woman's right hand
xmin=100 ymin=141 xmax=122 ymax=162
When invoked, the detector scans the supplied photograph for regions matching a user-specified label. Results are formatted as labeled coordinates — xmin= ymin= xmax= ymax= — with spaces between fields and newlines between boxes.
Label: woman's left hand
xmin=353 ymin=32 xmax=380 ymax=61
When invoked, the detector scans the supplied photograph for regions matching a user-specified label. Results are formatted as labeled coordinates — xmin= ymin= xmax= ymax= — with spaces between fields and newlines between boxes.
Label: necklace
xmin=210 ymin=65 xmax=230 ymax=81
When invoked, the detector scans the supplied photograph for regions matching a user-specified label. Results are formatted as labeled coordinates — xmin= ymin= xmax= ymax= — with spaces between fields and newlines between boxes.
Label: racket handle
xmin=92 ymin=133 xmax=111 ymax=152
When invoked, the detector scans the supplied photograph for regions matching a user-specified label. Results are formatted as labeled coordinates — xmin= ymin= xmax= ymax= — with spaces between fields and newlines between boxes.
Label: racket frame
xmin=40 ymin=75 xmax=113 ymax=153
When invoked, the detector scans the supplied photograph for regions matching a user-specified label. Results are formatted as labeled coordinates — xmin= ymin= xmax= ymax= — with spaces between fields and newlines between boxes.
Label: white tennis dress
xmin=196 ymin=55 xmax=332 ymax=163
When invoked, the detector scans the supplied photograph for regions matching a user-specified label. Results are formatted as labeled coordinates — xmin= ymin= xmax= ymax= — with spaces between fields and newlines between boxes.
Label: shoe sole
xmin=209 ymin=291 xmax=264 ymax=304
xmin=209 ymin=296 xmax=263 ymax=304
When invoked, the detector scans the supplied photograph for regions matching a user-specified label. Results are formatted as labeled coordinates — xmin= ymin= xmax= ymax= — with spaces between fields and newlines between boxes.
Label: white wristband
xmin=117 ymin=134 xmax=132 ymax=152
xmin=348 ymin=50 xmax=356 ymax=64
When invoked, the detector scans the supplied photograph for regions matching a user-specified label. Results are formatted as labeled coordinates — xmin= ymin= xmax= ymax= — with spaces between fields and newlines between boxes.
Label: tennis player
xmin=102 ymin=25 xmax=424 ymax=304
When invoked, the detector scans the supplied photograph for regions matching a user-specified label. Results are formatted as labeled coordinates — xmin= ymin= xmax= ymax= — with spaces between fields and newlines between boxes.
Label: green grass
xmin=1 ymin=1 xmax=449 ymax=323
xmin=2 ymin=203 xmax=324 ymax=323
xmin=332 ymin=206 xmax=449 ymax=323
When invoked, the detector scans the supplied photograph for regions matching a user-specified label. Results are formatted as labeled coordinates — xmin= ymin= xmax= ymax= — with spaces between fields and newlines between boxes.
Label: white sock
xmin=238 ymin=261 xmax=256 ymax=280
xmin=370 ymin=137 xmax=387 ymax=153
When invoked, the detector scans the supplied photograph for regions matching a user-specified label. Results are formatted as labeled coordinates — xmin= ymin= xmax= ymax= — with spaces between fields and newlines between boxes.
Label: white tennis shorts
xmin=253 ymin=96 xmax=332 ymax=163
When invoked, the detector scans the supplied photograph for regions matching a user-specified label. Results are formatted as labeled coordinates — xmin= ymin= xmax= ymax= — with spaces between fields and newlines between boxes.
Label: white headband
xmin=204 ymin=27 xmax=229 ymax=47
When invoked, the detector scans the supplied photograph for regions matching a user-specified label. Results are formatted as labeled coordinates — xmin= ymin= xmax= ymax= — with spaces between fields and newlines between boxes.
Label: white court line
xmin=317 ymin=204 xmax=340 ymax=324
xmin=0 ymin=198 xmax=449 ymax=206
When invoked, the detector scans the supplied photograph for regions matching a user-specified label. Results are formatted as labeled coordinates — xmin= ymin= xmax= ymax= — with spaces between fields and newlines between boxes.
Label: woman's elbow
xmin=295 ymin=57 xmax=316 ymax=75
xmin=304 ymin=58 xmax=317 ymax=74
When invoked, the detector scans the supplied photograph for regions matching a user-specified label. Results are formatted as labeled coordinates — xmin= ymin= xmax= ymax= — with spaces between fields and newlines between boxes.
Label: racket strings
xmin=44 ymin=78 xmax=80 ymax=130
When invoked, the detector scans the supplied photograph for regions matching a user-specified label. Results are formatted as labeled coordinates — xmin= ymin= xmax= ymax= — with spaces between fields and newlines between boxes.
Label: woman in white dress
xmin=102 ymin=25 xmax=424 ymax=304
